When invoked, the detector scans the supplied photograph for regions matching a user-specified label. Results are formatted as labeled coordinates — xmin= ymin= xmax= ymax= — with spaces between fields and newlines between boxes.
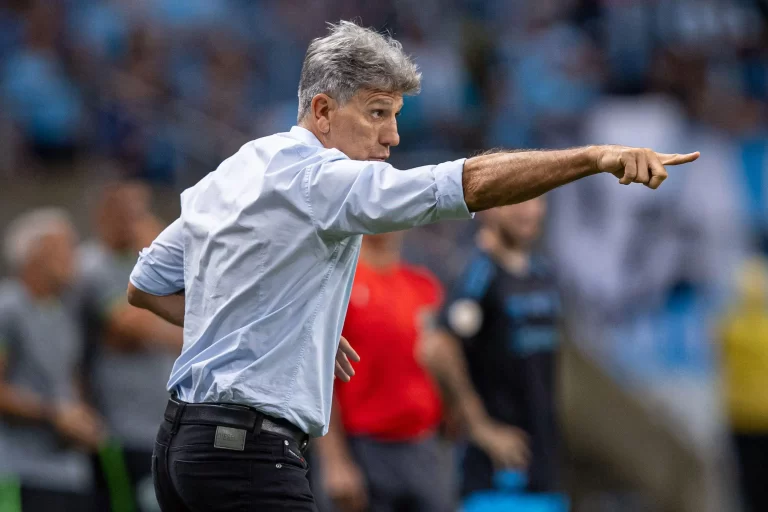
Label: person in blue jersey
xmin=125 ymin=20 xmax=698 ymax=512
xmin=424 ymin=197 xmax=563 ymax=496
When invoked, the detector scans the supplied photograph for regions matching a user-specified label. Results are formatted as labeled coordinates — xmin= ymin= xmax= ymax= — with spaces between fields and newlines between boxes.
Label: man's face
xmin=324 ymin=89 xmax=403 ymax=161
xmin=99 ymin=183 xmax=152 ymax=249
xmin=32 ymin=225 xmax=77 ymax=290
xmin=486 ymin=197 xmax=547 ymax=249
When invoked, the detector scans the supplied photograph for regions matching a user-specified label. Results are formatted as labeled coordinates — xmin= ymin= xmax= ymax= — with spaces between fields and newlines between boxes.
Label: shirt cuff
xmin=129 ymin=250 xmax=182 ymax=296
xmin=432 ymin=158 xmax=473 ymax=221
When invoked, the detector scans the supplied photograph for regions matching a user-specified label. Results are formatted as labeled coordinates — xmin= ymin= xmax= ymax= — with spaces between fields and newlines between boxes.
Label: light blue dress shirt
xmin=129 ymin=126 xmax=471 ymax=436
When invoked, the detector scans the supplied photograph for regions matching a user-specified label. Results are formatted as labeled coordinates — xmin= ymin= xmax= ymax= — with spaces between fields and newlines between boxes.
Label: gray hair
xmin=297 ymin=20 xmax=421 ymax=122
xmin=3 ymin=208 xmax=73 ymax=271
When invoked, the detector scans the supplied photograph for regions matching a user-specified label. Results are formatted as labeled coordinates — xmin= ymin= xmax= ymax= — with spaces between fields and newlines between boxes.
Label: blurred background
xmin=2 ymin=0 xmax=768 ymax=511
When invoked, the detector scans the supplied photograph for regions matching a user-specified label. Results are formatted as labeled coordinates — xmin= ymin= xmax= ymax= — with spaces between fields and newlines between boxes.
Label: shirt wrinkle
xmin=129 ymin=126 xmax=470 ymax=436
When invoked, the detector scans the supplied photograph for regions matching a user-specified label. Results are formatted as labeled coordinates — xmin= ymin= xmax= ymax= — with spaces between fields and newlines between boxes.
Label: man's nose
xmin=380 ymin=119 xmax=400 ymax=148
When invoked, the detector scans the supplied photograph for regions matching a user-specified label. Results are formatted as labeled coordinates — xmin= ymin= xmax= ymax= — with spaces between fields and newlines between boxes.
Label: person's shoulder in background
xmin=401 ymin=263 xmax=444 ymax=305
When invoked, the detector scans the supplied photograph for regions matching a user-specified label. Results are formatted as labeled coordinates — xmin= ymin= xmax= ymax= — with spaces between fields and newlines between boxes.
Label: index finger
xmin=655 ymin=152 xmax=700 ymax=166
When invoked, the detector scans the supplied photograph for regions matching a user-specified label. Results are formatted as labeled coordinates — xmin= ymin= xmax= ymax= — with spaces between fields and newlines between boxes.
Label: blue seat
xmin=462 ymin=471 xmax=569 ymax=512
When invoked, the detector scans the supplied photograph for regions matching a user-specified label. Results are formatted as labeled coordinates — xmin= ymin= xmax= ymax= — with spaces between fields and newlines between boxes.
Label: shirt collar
xmin=289 ymin=126 xmax=324 ymax=148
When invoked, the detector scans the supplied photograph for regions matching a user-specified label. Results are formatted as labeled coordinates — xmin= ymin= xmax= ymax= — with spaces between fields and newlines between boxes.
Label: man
xmin=0 ymin=208 xmax=105 ymax=511
xmin=126 ymin=20 xmax=698 ymax=511
xmin=423 ymin=197 xmax=562 ymax=497
xmin=316 ymin=232 xmax=453 ymax=512
xmin=79 ymin=183 xmax=182 ymax=511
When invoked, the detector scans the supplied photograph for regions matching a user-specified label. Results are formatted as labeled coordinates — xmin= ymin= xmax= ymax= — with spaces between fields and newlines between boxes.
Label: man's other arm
xmin=125 ymin=287 xmax=185 ymax=328
xmin=81 ymin=257 xmax=182 ymax=352
xmin=102 ymin=301 xmax=183 ymax=351
xmin=127 ymin=218 xmax=186 ymax=327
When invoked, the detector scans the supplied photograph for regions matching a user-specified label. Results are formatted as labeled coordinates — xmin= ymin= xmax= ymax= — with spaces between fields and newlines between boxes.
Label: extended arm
xmin=307 ymin=147 xmax=699 ymax=238
xmin=462 ymin=146 xmax=700 ymax=212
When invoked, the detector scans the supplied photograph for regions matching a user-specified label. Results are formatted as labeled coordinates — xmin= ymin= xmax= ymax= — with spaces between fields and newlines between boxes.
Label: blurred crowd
xmin=2 ymin=0 xmax=768 ymax=511
xmin=1 ymin=0 xmax=763 ymax=185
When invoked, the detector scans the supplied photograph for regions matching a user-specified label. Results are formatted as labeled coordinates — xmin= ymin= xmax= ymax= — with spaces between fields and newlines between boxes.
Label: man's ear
xmin=311 ymin=94 xmax=336 ymax=134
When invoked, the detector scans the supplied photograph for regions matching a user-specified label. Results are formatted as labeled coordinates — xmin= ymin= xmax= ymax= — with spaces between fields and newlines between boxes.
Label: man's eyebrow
xmin=367 ymin=98 xmax=396 ymax=107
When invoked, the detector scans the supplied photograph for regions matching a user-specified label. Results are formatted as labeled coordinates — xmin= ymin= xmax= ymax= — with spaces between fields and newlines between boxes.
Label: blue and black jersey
xmin=438 ymin=249 xmax=562 ymax=494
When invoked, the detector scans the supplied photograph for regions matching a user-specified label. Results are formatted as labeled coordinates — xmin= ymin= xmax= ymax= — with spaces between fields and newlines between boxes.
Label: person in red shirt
xmin=315 ymin=232 xmax=454 ymax=512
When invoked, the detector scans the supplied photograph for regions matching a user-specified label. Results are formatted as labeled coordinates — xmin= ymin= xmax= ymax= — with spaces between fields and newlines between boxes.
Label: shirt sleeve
xmin=129 ymin=218 xmax=185 ymax=296
xmin=304 ymin=156 xmax=472 ymax=239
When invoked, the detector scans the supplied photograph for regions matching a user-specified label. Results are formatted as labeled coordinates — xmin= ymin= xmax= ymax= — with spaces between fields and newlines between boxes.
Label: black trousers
xmin=152 ymin=416 xmax=317 ymax=511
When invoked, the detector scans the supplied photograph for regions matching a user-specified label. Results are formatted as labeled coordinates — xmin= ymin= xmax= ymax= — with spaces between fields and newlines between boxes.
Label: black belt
xmin=164 ymin=396 xmax=308 ymax=447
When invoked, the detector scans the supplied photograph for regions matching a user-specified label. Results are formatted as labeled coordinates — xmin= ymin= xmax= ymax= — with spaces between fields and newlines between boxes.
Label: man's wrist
xmin=583 ymin=145 xmax=603 ymax=174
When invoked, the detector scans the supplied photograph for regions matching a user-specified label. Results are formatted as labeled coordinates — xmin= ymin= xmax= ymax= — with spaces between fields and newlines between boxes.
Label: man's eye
xmin=371 ymin=110 xmax=383 ymax=118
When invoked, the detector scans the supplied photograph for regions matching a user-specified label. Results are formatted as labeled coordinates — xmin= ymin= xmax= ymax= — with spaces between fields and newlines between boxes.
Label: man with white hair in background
xmin=0 ymin=208 xmax=106 ymax=512
xmin=126 ymin=20 xmax=699 ymax=510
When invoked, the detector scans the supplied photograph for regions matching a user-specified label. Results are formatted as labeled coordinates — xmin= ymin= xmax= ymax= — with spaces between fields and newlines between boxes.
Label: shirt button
xmin=276 ymin=463 xmax=282 ymax=469
xmin=284 ymin=440 xmax=289 ymax=446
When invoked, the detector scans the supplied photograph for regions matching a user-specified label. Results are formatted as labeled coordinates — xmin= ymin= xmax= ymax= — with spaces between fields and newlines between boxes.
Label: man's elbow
xmin=126 ymin=282 xmax=146 ymax=309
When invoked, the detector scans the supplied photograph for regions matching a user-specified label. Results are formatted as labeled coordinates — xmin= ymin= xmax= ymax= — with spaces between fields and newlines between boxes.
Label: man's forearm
xmin=423 ymin=330 xmax=491 ymax=431
xmin=127 ymin=283 xmax=185 ymax=327
xmin=462 ymin=147 xmax=598 ymax=212
xmin=106 ymin=303 xmax=184 ymax=352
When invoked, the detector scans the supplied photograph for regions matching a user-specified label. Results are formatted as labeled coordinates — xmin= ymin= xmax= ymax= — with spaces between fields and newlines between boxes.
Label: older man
xmin=0 ymin=209 xmax=105 ymax=511
xmin=127 ymin=21 xmax=698 ymax=511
